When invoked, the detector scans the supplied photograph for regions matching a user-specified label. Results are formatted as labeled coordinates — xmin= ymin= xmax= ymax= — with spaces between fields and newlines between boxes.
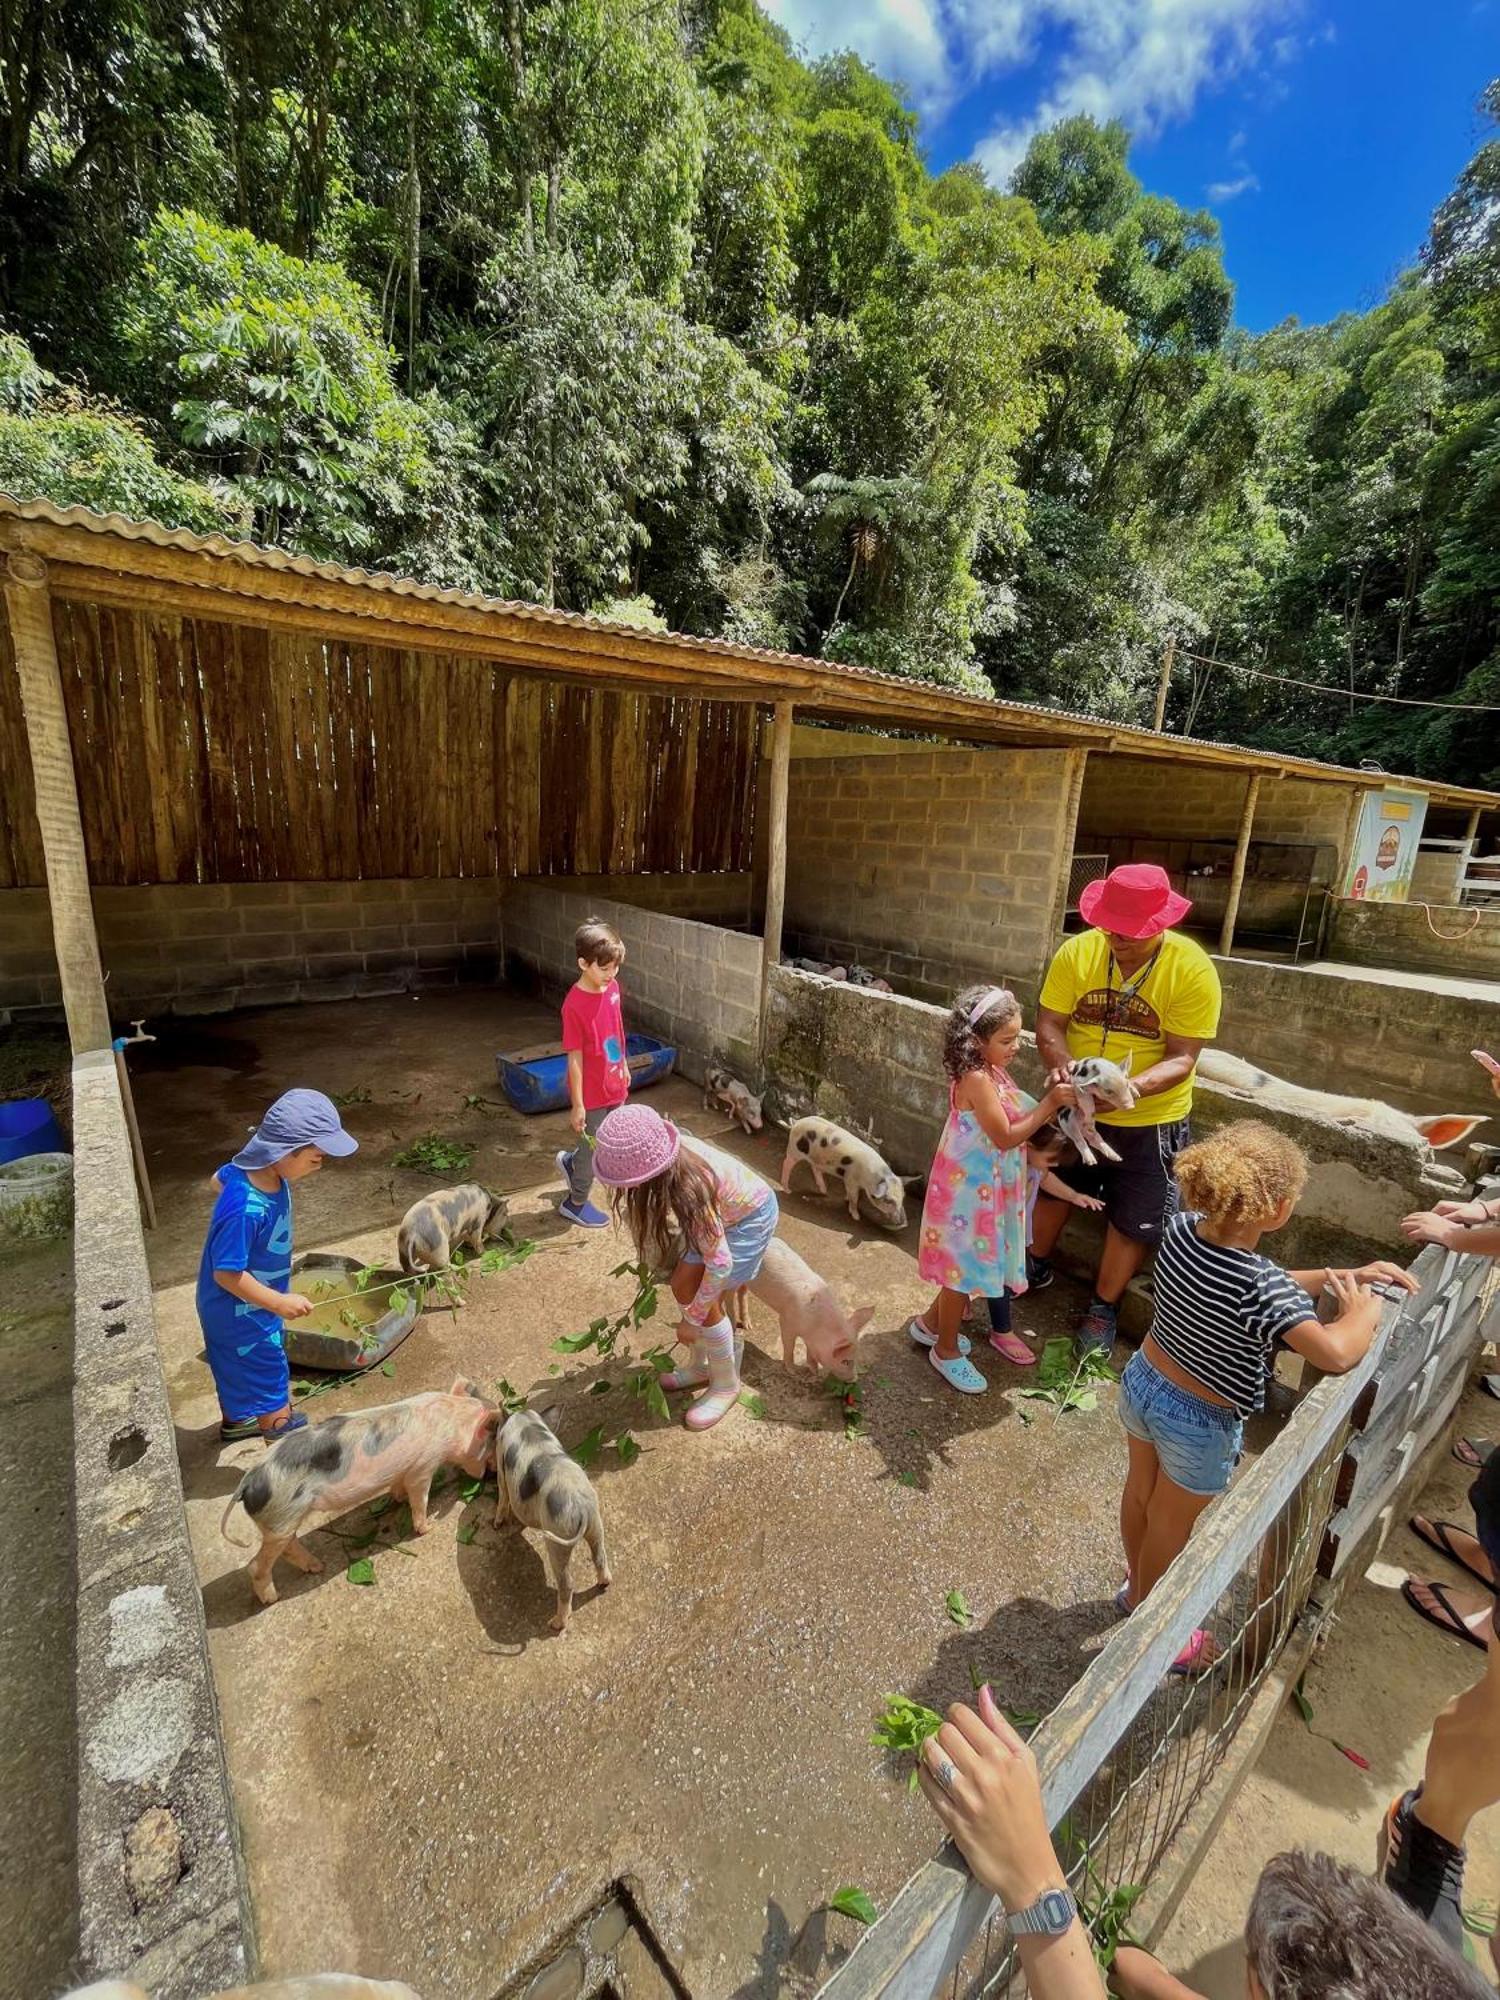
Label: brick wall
xmin=1215 ymin=954 xmax=1500 ymax=1116
xmin=1329 ymin=898 xmax=1500 ymax=983
xmin=0 ymin=879 xmax=503 ymax=1020
xmin=0 ymin=870 xmax=754 ymax=1024
xmin=780 ymin=746 xmax=1076 ymax=1006
xmin=1079 ymin=758 xmax=1356 ymax=850
xmin=501 ymin=881 xmax=762 ymax=1082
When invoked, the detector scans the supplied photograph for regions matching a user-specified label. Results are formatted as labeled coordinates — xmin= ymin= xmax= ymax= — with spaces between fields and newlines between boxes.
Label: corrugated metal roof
xmin=2 ymin=493 xmax=1493 ymax=807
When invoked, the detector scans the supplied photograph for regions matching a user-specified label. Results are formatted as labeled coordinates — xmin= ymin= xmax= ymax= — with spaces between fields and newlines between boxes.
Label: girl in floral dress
xmin=912 ymin=986 xmax=1076 ymax=1394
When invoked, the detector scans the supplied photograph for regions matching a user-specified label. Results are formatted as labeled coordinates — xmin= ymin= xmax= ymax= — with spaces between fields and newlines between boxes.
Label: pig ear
xmin=1413 ymin=1114 xmax=1488 ymax=1150
xmin=849 ymin=1306 xmax=875 ymax=1336
xmin=1117 ymin=1050 xmax=1133 ymax=1076
xmin=902 ymin=1174 xmax=925 ymax=1192
xmin=451 ymin=1375 xmax=481 ymax=1400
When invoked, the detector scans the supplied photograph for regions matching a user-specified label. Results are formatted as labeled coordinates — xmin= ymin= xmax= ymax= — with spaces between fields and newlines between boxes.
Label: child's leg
xmin=1135 ymin=1475 xmax=1217 ymax=1601
xmin=564 ymin=1107 xmax=609 ymax=1207
xmin=986 ymin=1292 xmax=1012 ymax=1334
xmin=1120 ymin=1431 xmax=1161 ymax=1603
xmin=683 ymin=1315 xmax=740 ymax=1432
xmin=930 ymin=1287 xmax=968 ymax=1361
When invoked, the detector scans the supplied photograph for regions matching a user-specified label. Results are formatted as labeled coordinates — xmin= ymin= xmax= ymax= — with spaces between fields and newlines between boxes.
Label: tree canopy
xmin=1 ymin=0 xmax=1495 ymax=781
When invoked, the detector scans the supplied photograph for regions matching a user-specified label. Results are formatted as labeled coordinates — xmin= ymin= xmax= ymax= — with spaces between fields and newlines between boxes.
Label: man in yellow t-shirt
xmin=1032 ymin=864 xmax=1223 ymax=1357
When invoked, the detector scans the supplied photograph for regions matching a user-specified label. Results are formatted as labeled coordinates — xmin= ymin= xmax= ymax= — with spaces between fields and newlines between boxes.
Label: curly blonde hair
xmin=1172 ymin=1120 xmax=1308 ymax=1229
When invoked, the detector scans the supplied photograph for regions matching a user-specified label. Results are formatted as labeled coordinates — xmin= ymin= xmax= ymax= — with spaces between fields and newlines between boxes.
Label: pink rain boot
xmin=684 ymin=1320 xmax=741 ymax=1432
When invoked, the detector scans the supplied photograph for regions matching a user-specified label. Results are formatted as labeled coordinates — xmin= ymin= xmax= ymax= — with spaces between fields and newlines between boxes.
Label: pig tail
xmin=943 ymin=984 xmax=1021 ymax=1082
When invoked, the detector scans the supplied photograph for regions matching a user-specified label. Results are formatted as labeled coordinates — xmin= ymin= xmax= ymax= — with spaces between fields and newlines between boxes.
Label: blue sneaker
xmin=559 ymin=1199 xmax=609 ymax=1229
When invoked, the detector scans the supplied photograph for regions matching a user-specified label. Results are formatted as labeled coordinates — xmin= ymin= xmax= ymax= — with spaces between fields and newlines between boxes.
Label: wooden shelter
xmin=3 ymin=495 xmax=1496 ymax=1057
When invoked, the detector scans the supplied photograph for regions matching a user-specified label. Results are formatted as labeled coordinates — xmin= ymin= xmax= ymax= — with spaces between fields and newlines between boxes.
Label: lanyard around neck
xmin=1101 ymin=944 xmax=1162 ymax=1049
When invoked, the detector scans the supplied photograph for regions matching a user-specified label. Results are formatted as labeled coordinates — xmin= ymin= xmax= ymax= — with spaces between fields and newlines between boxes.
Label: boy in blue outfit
xmin=197 ymin=1088 xmax=358 ymax=1442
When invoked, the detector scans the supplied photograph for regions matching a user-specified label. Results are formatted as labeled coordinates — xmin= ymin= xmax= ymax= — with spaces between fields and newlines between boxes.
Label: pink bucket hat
xmin=1078 ymin=863 xmax=1192 ymax=940
xmin=592 ymin=1104 xmax=681 ymax=1187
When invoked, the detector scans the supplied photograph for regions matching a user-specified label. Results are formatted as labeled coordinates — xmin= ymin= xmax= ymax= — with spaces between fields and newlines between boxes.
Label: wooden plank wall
xmin=0 ymin=602 xmax=758 ymax=887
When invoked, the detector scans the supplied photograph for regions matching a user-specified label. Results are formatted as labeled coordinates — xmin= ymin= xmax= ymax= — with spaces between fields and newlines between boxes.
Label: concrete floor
xmin=1155 ymin=1380 xmax=1500 ymax=1993
xmin=0 ymin=1234 xmax=79 ymax=1997
xmin=136 ymin=988 xmax=1129 ymax=1998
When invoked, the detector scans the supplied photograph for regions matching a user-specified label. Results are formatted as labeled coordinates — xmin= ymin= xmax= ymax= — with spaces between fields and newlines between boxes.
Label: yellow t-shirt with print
xmin=1038 ymin=929 xmax=1222 ymax=1127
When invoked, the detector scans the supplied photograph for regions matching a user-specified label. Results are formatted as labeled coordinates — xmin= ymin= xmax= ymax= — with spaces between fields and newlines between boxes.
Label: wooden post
xmin=1046 ymin=748 xmax=1090 ymax=946
xmin=1152 ymin=635 xmax=1177 ymax=734
xmin=1219 ymin=771 xmax=1261 ymax=958
xmin=4 ymin=547 xmax=111 ymax=1053
xmin=758 ymin=698 xmax=794 ymax=1058
xmin=1463 ymin=805 xmax=1481 ymax=862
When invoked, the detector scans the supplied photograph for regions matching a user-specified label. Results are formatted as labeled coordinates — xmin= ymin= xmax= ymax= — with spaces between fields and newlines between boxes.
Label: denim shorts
xmin=1118 ymin=1349 xmax=1243 ymax=1497
xmin=681 ymin=1193 xmax=780 ymax=1294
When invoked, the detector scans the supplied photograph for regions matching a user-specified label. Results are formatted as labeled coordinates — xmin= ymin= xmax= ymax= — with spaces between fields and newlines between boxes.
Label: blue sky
xmin=761 ymin=0 xmax=1498 ymax=331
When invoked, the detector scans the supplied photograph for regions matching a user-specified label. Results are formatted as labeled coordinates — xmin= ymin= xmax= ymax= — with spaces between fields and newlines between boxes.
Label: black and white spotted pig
xmin=221 ymin=1380 xmax=500 ymax=1604
xmin=397 ymin=1184 xmax=510 ymax=1290
xmin=781 ymin=1115 xmax=912 ymax=1231
xmin=492 ymin=1407 xmax=612 ymax=1633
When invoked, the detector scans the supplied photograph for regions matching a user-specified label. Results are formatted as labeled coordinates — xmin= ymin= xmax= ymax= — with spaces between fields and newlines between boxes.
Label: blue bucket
xmin=0 ymin=1098 xmax=67 ymax=1165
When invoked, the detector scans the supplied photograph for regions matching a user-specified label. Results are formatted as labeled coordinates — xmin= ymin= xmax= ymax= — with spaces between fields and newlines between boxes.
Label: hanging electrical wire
xmin=1173 ymin=648 xmax=1500 ymax=714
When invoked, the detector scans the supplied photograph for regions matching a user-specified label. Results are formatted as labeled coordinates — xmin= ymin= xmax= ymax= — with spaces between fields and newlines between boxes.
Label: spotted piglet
xmin=493 ymin=1407 xmax=612 ymax=1633
xmin=781 ymin=1114 xmax=913 ymax=1230
xmin=221 ymin=1379 xmax=499 ymax=1605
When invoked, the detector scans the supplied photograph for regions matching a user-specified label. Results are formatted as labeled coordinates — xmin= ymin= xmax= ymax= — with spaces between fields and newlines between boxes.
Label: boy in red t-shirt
xmin=557 ymin=918 xmax=631 ymax=1227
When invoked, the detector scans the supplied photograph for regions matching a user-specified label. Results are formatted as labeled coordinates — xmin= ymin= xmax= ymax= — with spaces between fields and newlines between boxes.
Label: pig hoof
xmin=597 ymin=1570 xmax=614 ymax=1589
xmin=410 ymin=1519 xmax=431 ymax=1537
xmin=252 ymin=1581 xmax=278 ymax=1606
xmin=549 ymin=1612 xmax=570 ymax=1633
xmin=285 ymin=1544 xmax=323 ymax=1574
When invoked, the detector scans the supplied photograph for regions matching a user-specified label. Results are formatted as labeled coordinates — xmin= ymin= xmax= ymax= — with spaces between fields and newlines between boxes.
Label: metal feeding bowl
xmin=285 ymin=1251 xmax=420 ymax=1373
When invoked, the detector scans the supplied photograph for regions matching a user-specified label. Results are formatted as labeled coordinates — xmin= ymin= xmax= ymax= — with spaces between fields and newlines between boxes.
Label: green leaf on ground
xmin=897 ymin=1471 xmax=919 ymax=1488
xmin=1464 ymin=1901 xmax=1497 ymax=1938
xmin=571 ymin=1424 xmax=605 ymax=1467
xmin=829 ymin=1886 xmax=878 ymax=1925
xmin=379 ymin=1360 xmax=396 ymax=1377
xmin=739 ymin=1390 xmax=768 ymax=1419
xmin=1291 ymin=1679 xmax=1315 ymax=1726
xmin=367 ymin=1495 xmax=393 ymax=1517
xmin=1005 ymin=1707 xmax=1041 ymax=1733
xmin=616 ymin=1431 xmax=641 ymax=1466
xmin=459 ymin=1476 xmax=484 ymax=1501
xmin=945 ymin=1588 xmax=971 ymax=1627
xmin=456 ymin=1522 xmax=478 ymax=1546
xmin=347 ymin=1558 xmax=375 ymax=1586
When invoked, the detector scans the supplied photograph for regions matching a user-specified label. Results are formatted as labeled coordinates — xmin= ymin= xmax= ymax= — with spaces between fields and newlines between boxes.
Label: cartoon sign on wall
xmin=1341 ymin=787 xmax=1429 ymax=903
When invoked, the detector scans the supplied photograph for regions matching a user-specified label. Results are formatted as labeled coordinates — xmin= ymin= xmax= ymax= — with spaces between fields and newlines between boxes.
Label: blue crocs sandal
xmin=928 ymin=1346 xmax=988 ymax=1394
xmin=559 ymin=1198 xmax=610 ymax=1229
xmin=909 ymin=1316 xmax=971 ymax=1357
xmin=263 ymin=1412 xmax=308 ymax=1441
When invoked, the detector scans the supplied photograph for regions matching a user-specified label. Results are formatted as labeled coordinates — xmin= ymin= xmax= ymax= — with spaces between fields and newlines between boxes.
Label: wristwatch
xmin=1006 ymin=1886 xmax=1078 ymax=1938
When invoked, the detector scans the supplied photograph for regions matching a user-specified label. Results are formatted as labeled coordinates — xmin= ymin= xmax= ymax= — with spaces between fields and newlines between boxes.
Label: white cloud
xmin=761 ymin=0 xmax=1306 ymax=186
xmin=1206 ymin=171 xmax=1261 ymax=199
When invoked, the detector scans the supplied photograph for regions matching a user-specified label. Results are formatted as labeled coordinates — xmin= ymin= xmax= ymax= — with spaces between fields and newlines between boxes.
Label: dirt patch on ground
xmin=1154 ymin=1380 xmax=1500 ymax=1994
xmin=139 ymin=989 xmax=1134 ymax=1997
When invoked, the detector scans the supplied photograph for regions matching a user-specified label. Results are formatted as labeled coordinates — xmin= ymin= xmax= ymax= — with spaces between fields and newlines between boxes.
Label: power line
xmin=1175 ymin=647 xmax=1500 ymax=715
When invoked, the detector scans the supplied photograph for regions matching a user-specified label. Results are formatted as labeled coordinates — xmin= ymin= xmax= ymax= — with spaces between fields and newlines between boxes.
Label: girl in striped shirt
xmin=593 ymin=1103 xmax=779 ymax=1434
xmin=1117 ymin=1119 xmax=1414 ymax=1673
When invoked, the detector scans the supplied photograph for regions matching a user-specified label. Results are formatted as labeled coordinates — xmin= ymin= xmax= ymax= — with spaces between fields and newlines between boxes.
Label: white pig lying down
xmin=1195 ymin=1051 xmax=1487 ymax=1152
xmin=221 ymin=1379 xmax=499 ymax=1605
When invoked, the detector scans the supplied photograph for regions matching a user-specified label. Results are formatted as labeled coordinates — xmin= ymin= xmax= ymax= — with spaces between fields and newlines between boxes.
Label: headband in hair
xmin=966 ymin=985 xmax=1012 ymax=1027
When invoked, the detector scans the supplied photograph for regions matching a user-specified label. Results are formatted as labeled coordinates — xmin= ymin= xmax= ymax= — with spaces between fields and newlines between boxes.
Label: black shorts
xmin=1471 ymin=1448 xmax=1500 ymax=1576
xmin=1051 ymin=1118 xmax=1191 ymax=1245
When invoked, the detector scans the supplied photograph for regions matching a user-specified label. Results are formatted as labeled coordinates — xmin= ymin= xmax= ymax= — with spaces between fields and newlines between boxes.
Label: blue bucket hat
xmin=232 ymin=1088 xmax=360 ymax=1171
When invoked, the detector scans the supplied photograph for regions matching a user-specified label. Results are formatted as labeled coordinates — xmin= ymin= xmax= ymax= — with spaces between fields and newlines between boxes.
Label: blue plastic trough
xmin=495 ymin=1033 xmax=677 ymax=1115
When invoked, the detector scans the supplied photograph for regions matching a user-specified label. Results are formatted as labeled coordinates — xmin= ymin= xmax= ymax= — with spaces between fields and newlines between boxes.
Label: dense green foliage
xmin=1 ymin=1 xmax=1494 ymax=778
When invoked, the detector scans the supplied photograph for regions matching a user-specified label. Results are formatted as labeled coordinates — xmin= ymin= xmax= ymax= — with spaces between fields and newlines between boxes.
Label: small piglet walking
xmin=221 ymin=1379 xmax=499 ymax=1604
xmin=492 ymin=1407 xmax=611 ymax=1633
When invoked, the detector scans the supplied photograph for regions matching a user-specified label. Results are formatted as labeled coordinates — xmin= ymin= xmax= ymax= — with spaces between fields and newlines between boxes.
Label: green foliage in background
xmin=0 ymin=1 xmax=1493 ymax=777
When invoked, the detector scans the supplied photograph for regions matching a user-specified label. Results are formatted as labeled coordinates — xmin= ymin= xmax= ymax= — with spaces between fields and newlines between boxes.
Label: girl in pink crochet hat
xmin=593 ymin=1102 xmax=779 ymax=1432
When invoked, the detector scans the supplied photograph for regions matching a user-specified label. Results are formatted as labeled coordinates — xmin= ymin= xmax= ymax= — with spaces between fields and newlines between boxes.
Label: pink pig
xmin=221 ymin=1378 xmax=499 ymax=1604
xmin=728 ymin=1237 xmax=872 ymax=1381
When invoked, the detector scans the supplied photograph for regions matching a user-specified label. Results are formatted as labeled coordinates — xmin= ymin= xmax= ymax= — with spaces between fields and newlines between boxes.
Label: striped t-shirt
xmin=1149 ymin=1211 xmax=1316 ymax=1417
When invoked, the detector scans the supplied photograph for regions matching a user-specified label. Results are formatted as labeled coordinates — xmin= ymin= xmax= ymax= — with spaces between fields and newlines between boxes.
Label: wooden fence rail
xmin=0 ymin=601 xmax=759 ymax=888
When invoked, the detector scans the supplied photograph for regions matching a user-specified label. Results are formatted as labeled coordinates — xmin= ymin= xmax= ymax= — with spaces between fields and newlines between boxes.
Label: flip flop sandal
xmin=987 ymin=1329 xmax=1036 ymax=1367
xmin=219 ymin=1415 xmax=261 ymax=1442
xmin=1168 ymin=1628 xmax=1219 ymax=1676
xmin=1453 ymin=1437 xmax=1497 ymax=1471
xmin=1401 ymin=1577 xmax=1492 ymax=1652
xmin=1114 ymin=1582 xmax=1134 ymax=1618
xmin=1409 ymin=1516 xmax=1498 ymax=1593
xmin=910 ymin=1318 xmax=971 ymax=1356
xmin=928 ymin=1346 xmax=988 ymax=1395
